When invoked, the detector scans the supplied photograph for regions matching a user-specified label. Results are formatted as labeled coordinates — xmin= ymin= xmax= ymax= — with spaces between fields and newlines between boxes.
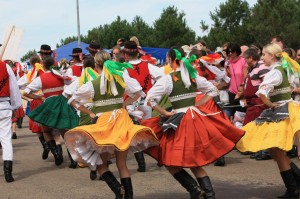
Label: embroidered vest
xmin=40 ymin=72 xmax=64 ymax=98
xmin=269 ymin=66 xmax=291 ymax=103
xmin=91 ymin=76 xmax=125 ymax=113
xmin=0 ymin=61 xmax=10 ymax=97
xmin=71 ymin=65 xmax=82 ymax=77
xmin=169 ymin=72 xmax=197 ymax=109
xmin=127 ymin=61 xmax=153 ymax=94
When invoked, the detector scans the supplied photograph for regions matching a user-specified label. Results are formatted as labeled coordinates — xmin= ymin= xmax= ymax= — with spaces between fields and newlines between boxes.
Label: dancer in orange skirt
xmin=65 ymin=60 xmax=159 ymax=199
xmin=142 ymin=47 xmax=244 ymax=199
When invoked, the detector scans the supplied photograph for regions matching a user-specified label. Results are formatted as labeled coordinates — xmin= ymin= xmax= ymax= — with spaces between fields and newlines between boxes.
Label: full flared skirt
xmin=236 ymin=102 xmax=300 ymax=152
xmin=141 ymin=106 xmax=245 ymax=168
xmin=64 ymin=108 xmax=159 ymax=170
xmin=28 ymin=95 xmax=79 ymax=129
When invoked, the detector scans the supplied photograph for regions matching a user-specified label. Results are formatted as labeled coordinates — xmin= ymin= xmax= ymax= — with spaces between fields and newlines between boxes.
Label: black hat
xmin=38 ymin=44 xmax=52 ymax=55
xmin=122 ymin=41 xmax=138 ymax=55
xmin=0 ymin=44 xmax=2 ymax=47
xmin=86 ymin=40 xmax=101 ymax=52
xmin=69 ymin=48 xmax=85 ymax=57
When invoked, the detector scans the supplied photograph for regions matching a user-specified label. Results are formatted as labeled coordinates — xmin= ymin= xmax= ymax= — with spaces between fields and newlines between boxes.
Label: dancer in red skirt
xmin=142 ymin=47 xmax=244 ymax=199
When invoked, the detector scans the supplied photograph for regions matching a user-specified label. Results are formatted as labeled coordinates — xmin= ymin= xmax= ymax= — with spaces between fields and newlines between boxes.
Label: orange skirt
xmin=64 ymin=108 xmax=159 ymax=170
xmin=142 ymin=106 xmax=244 ymax=167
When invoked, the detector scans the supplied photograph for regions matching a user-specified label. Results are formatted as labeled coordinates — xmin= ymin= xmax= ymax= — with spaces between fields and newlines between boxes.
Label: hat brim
xmin=69 ymin=53 xmax=86 ymax=57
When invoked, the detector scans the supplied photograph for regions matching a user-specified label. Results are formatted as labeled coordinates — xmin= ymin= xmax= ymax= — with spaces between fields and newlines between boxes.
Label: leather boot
xmin=12 ymin=132 xmax=17 ymax=139
xmin=17 ymin=117 xmax=23 ymax=128
xmin=278 ymin=169 xmax=299 ymax=198
xmin=38 ymin=135 xmax=50 ymax=160
xmin=197 ymin=176 xmax=216 ymax=199
xmin=290 ymin=162 xmax=300 ymax=187
xmin=48 ymin=140 xmax=63 ymax=166
xmin=173 ymin=169 xmax=205 ymax=199
xmin=134 ymin=151 xmax=146 ymax=172
xmin=287 ymin=146 xmax=298 ymax=158
xmin=90 ymin=170 xmax=97 ymax=180
xmin=3 ymin=161 xmax=14 ymax=183
xmin=121 ymin=177 xmax=133 ymax=199
xmin=101 ymin=171 xmax=124 ymax=199
xmin=67 ymin=149 xmax=77 ymax=169
xmin=57 ymin=144 xmax=64 ymax=163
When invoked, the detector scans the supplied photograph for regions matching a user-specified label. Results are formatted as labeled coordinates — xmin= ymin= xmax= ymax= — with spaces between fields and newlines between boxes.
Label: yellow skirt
xmin=64 ymin=108 xmax=159 ymax=170
xmin=236 ymin=102 xmax=300 ymax=152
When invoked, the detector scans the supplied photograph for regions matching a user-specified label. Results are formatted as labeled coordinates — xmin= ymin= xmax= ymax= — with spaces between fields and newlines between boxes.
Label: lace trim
xmin=93 ymin=97 xmax=123 ymax=107
xmin=269 ymin=87 xmax=291 ymax=97
xmin=43 ymin=86 xmax=64 ymax=94
xmin=169 ymin=92 xmax=197 ymax=102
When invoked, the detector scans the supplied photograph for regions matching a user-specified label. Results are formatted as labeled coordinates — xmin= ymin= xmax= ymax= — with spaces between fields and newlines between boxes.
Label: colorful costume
xmin=237 ymin=62 xmax=300 ymax=152
xmin=65 ymin=61 xmax=159 ymax=170
xmin=143 ymin=61 xmax=244 ymax=167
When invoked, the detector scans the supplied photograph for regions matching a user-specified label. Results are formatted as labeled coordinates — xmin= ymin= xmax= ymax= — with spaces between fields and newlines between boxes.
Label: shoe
xmin=240 ymin=151 xmax=253 ymax=155
xmin=12 ymin=133 xmax=17 ymax=139
xmin=67 ymin=150 xmax=77 ymax=169
xmin=197 ymin=176 xmax=216 ymax=199
xmin=121 ymin=178 xmax=133 ymax=199
xmin=256 ymin=153 xmax=272 ymax=161
xmin=287 ymin=146 xmax=298 ymax=159
xmin=47 ymin=140 xmax=63 ymax=166
xmin=214 ymin=157 xmax=225 ymax=167
xmin=101 ymin=171 xmax=125 ymax=199
xmin=38 ymin=135 xmax=50 ymax=160
xmin=250 ymin=151 xmax=262 ymax=159
xmin=134 ymin=152 xmax=146 ymax=172
xmin=278 ymin=169 xmax=299 ymax=198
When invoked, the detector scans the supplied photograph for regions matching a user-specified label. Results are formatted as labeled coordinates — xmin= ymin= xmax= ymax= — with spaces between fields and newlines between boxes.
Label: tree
xmin=248 ymin=0 xmax=300 ymax=49
xmin=199 ymin=0 xmax=252 ymax=50
xmin=20 ymin=49 xmax=37 ymax=62
xmin=131 ymin=16 xmax=154 ymax=47
xmin=153 ymin=6 xmax=196 ymax=48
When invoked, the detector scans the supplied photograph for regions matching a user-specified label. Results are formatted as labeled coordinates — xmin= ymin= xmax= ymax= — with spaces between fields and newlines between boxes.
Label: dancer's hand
xmin=91 ymin=116 xmax=99 ymax=124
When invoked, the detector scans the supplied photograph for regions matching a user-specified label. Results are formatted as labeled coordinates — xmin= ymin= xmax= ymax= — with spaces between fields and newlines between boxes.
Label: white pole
xmin=76 ymin=0 xmax=81 ymax=48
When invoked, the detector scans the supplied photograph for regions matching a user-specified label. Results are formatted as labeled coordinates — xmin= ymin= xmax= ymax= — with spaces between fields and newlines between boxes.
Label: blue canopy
xmin=54 ymin=41 xmax=169 ymax=64
xmin=54 ymin=41 xmax=89 ymax=62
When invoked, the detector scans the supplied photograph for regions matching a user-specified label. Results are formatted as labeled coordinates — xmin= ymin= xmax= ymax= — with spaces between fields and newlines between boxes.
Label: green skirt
xmin=28 ymin=95 xmax=79 ymax=129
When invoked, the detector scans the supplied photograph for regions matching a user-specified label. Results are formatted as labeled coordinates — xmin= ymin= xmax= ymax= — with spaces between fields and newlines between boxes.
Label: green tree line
xmin=21 ymin=0 xmax=300 ymax=61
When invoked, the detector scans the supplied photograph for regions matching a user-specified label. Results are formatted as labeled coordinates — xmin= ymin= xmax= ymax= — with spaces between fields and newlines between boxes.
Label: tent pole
xmin=76 ymin=0 xmax=81 ymax=48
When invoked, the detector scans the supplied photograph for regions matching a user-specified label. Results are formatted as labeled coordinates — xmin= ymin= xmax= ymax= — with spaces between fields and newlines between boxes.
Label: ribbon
xmin=79 ymin=67 xmax=99 ymax=86
xmin=281 ymin=52 xmax=300 ymax=78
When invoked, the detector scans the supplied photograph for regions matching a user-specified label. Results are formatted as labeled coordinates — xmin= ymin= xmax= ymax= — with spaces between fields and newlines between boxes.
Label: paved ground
xmin=0 ymin=116 xmax=298 ymax=199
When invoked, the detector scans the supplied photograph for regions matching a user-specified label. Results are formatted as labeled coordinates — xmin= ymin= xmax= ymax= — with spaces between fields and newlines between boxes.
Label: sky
xmin=0 ymin=0 xmax=257 ymax=60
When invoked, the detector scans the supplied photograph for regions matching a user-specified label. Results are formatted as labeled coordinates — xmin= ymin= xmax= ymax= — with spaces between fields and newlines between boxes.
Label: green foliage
xmin=199 ymin=0 xmax=253 ymax=50
xmin=20 ymin=49 xmax=37 ymax=62
xmin=248 ymin=0 xmax=300 ymax=49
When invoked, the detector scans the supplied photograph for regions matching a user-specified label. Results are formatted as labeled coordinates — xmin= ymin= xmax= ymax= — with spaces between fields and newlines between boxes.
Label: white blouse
xmin=256 ymin=62 xmax=283 ymax=98
xmin=69 ymin=70 xmax=144 ymax=106
xmin=145 ymin=71 xmax=219 ymax=107
xmin=24 ymin=71 xmax=74 ymax=94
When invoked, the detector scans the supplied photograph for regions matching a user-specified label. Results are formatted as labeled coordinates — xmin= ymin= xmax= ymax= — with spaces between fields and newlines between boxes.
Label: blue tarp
xmin=54 ymin=41 xmax=89 ymax=62
xmin=54 ymin=41 xmax=169 ymax=64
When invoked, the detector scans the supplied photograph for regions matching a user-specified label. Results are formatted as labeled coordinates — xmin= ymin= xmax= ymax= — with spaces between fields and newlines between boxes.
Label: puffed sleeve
xmin=17 ymin=74 xmax=29 ymax=89
xmin=144 ymin=75 xmax=173 ymax=107
xmin=68 ymin=81 xmax=94 ymax=106
xmin=7 ymin=65 xmax=22 ymax=110
xmin=63 ymin=78 xmax=79 ymax=97
xmin=256 ymin=69 xmax=282 ymax=97
xmin=148 ymin=63 xmax=165 ymax=82
xmin=23 ymin=77 xmax=42 ymax=94
xmin=123 ymin=70 xmax=145 ymax=98
xmin=195 ymin=74 xmax=218 ymax=97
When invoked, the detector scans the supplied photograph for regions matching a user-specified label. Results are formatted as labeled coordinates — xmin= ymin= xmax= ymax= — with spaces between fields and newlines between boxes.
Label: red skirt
xmin=141 ymin=106 xmax=245 ymax=167
xmin=15 ymin=106 xmax=25 ymax=118
xmin=29 ymin=99 xmax=43 ymax=133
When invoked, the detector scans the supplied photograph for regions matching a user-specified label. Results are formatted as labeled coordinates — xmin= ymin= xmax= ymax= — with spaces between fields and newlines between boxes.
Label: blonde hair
xmin=94 ymin=50 xmax=111 ymax=69
xmin=264 ymin=43 xmax=282 ymax=60
xmin=130 ymin=36 xmax=140 ymax=47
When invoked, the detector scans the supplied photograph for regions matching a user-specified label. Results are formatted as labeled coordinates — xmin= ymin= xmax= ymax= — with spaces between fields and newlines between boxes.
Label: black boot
xmin=3 ymin=161 xmax=14 ymax=183
xmin=121 ymin=177 xmax=133 ymax=199
xmin=214 ymin=156 xmax=225 ymax=167
xmin=290 ymin=162 xmax=300 ymax=187
xmin=67 ymin=149 xmax=77 ymax=169
xmin=134 ymin=151 xmax=146 ymax=172
xmin=173 ymin=169 xmax=205 ymax=199
xmin=90 ymin=170 xmax=97 ymax=180
xmin=287 ymin=146 xmax=298 ymax=158
xmin=38 ymin=135 xmax=50 ymax=160
xmin=12 ymin=132 xmax=17 ymax=139
xmin=47 ymin=140 xmax=63 ymax=166
xmin=197 ymin=176 xmax=216 ymax=199
xmin=278 ymin=169 xmax=299 ymax=198
xmin=101 ymin=171 xmax=124 ymax=199
xmin=17 ymin=117 xmax=23 ymax=128
xmin=57 ymin=144 xmax=64 ymax=163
